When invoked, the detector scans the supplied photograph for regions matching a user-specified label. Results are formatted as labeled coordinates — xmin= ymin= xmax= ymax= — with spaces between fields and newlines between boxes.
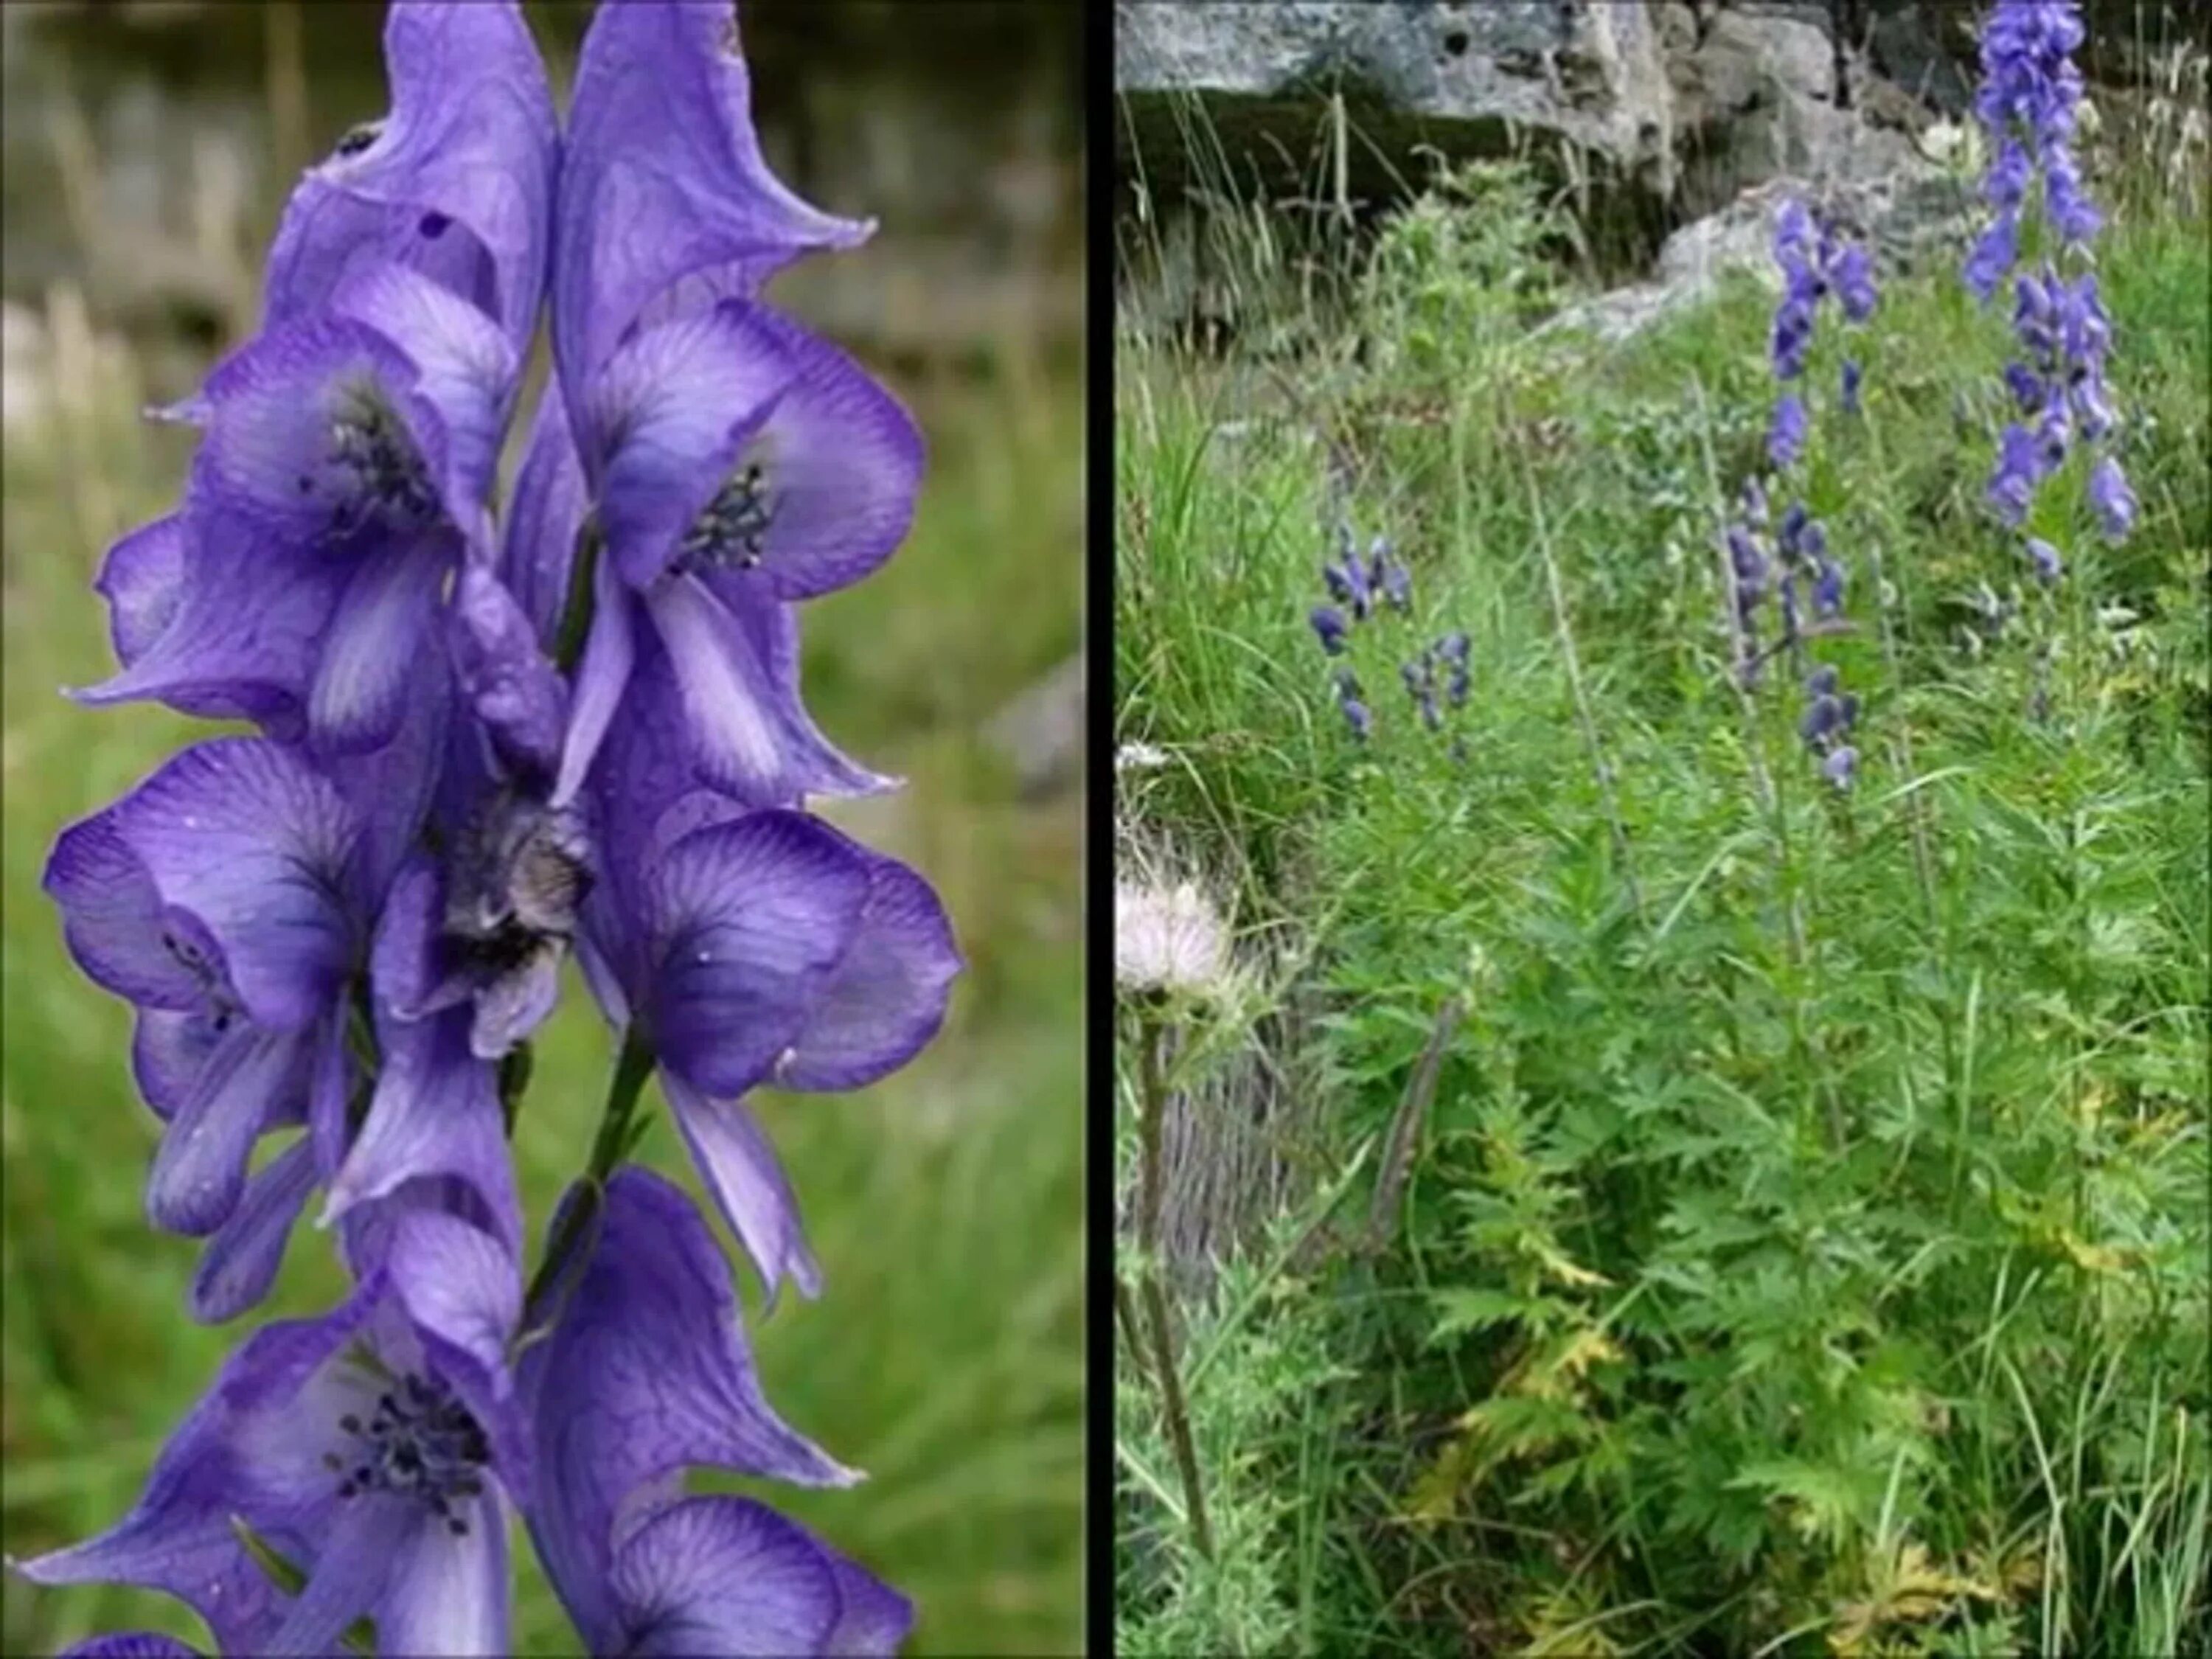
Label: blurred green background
xmin=0 ymin=3 xmax=1085 ymax=1655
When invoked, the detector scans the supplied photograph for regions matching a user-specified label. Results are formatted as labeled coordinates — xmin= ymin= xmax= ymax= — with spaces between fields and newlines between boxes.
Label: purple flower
xmin=1831 ymin=244 xmax=1877 ymax=323
xmin=42 ymin=741 xmax=373 ymax=1240
xmin=77 ymin=260 xmax=523 ymax=754
xmin=262 ymin=1 xmax=557 ymax=354
xmin=1840 ymin=357 xmax=1863 ymax=417
xmin=1374 ymin=538 xmax=1413 ymax=612
xmin=2023 ymin=536 xmax=2067 ymax=582
xmin=16 ymin=1208 xmax=530 ymax=1657
xmin=1310 ymin=605 xmax=1349 ymax=655
xmin=2088 ymin=456 xmax=2137 ymax=542
xmin=1986 ymin=137 xmax=2034 ymax=211
xmin=578 ymin=673 xmax=958 ymax=1298
xmin=1770 ymin=295 xmax=1817 ymax=380
xmin=1986 ymin=422 xmax=2045 ymax=525
xmin=56 ymin=1638 xmax=206 ymax=1658
xmin=2004 ymin=361 xmax=2046 ymax=412
xmin=546 ymin=1 xmax=922 ymax=808
xmin=1767 ymin=394 xmax=1809 ymax=471
xmin=520 ymin=1169 xmax=908 ymax=1656
xmin=1965 ymin=210 xmax=2018 ymax=303
xmin=1812 ymin=557 xmax=1846 ymax=620
xmin=1823 ymin=744 xmax=1859 ymax=790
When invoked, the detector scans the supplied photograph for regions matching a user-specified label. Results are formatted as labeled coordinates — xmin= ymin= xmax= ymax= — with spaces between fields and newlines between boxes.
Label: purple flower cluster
xmin=1723 ymin=486 xmax=1863 ymax=789
xmin=1767 ymin=199 xmax=1878 ymax=470
xmin=1965 ymin=0 xmax=2096 ymax=303
xmin=1967 ymin=0 xmax=2134 ymax=560
xmin=1310 ymin=524 xmax=1413 ymax=740
xmin=21 ymin=6 xmax=957 ymax=1655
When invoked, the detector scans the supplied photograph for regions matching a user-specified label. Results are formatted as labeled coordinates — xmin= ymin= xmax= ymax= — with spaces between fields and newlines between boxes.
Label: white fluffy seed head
xmin=1115 ymin=877 xmax=1232 ymax=1001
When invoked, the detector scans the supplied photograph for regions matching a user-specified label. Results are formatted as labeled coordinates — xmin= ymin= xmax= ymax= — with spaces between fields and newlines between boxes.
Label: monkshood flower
xmin=545 ymin=0 xmax=922 ymax=810
xmin=1439 ymin=630 xmax=1471 ymax=709
xmin=1310 ymin=605 xmax=1349 ymax=655
xmin=1767 ymin=392 xmax=1809 ymax=471
xmin=1322 ymin=524 xmax=1374 ymax=621
xmin=1333 ymin=666 xmax=1372 ymax=740
xmin=1799 ymin=663 xmax=1861 ymax=790
xmin=522 ymin=1169 xmax=908 ymax=1656
xmin=16 ymin=1208 xmax=530 ymax=1657
xmin=43 ymin=740 xmax=371 ymax=1242
xmin=2088 ymin=454 xmax=2136 ymax=540
xmin=1374 ymin=537 xmax=1413 ymax=613
xmin=2023 ymin=535 xmax=2066 ymax=582
xmin=1840 ymin=358 xmax=1863 ymax=417
xmin=74 ymin=3 xmax=555 ymax=755
xmin=574 ymin=642 xmax=959 ymax=1299
xmin=1399 ymin=652 xmax=1441 ymax=731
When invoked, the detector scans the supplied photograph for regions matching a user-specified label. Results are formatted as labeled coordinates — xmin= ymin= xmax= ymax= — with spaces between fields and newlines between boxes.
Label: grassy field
xmin=0 ymin=285 xmax=1085 ymax=1652
xmin=1115 ymin=80 xmax=2209 ymax=1659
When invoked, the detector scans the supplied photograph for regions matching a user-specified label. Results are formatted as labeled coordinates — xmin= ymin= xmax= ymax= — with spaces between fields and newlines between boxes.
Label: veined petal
xmin=709 ymin=305 xmax=922 ymax=603
xmin=664 ymin=1072 xmax=822 ymax=1304
xmin=782 ymin=846 xmax=960 ymax=1093
xmin=375 ymin=1485 xmax=510 ymax=1659
xmin=550 ymin=558 xmax=636 ymax=810
xmin=45 ymin=821 xmax=208 ymax=1012
xmin=451 ymin=563 xmax=566 ymax=782
xmin=308 ymin=530 xmax=457 ymax=755
xmin=96 ymin=515 xmax=188 ymax=666
xmin=824 ymin=1552 xmax=918 ymax=1656
xmin=646 ymin=576 xmax=892 ymax=805
xmin=131 ymin=1007 xmax=225 ymax=1121
xmin=189 ymin=1135 xmax=320 ymax=1324
xmin=369 ymin=855 xmax=446 ymax=1020
xmin=641 ymin=810 xmax=869 ymax=1096
xmin=521 ymin=1168 xmax=852 ymax=1650
xmin=52 ymin=740 xmax=358 ymax=1031
xmin=148 ymin=1025 xmax=315 ymax=1237
xmin=12 ymin=1293 xmax=385 ymax=1655
xmin=609 ymin=1498 xmax=842 ymax=1658
xmin=59 ymin=1636 xmax=206 ymax=1659
xmin=498 ymin=387 xmax=591 ymax=647
xmin=585 ymin=302 xmax=792 ymax=587
xmin=73 ymin=505 xmax=333 ymax=734
xmin=554 ymin=0 xmax=871 ymax=414
xmin=324 ymin=1010 xmax=523 ymax=1264
xmin=263 ymin=1494 xmax=415 ymax=1659
xmin=330 ymin=260 xmax=519 ymax=532
xmin=264 ymin=0 xmax=557 ymax=349
xmin=189 ymin=314 xmax=450 ymax=548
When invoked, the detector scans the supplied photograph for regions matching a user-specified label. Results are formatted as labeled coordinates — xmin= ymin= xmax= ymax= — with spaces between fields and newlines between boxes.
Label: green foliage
xmin=1118 ymin=102 xmax=2209 ymax=1658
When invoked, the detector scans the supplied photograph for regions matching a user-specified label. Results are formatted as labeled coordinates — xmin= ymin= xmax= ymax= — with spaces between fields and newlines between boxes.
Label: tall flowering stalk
xmin=16 ymin=5 xmax=956 ymax=1655
xmin=1966 ymin=0 xmax=2134 ymax=570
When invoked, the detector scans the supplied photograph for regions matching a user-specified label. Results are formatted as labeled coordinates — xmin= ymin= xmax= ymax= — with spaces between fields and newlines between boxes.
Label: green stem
xmin=521 ymin=1025 xmax=655 ymax=1318
xmin=1131 ymin=1017 xmax=1213 ymax=1559
xmin=552 ymin=515 xmax=604 ymax=675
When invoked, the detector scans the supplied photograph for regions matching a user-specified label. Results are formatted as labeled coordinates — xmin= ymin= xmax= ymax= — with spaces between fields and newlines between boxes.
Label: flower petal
xmin=96 ymin=515 xmax=189 ymax=666
xmin=642 ymin=810 xmax=870 ymax=1096
xmin=824 ymin=1553 xmax=917 ymax=1656
xmin=330 ymin=259 xmax=518 ymax=536
xmin=451 ymin=564 xmax=566 ymax=782
xmin=550 ymin=559 xmax=637 ymax=810
xmin=664 ymin=1071 xmax=821 ymax=1304
xmin=147 ymin=1026 xmax=315 ymax=1237
xmin=12 ymin=1294 xmax=384 ymax=1655
xmin=498 ymin=387 xmax=592 ymax=647
xmin=585 ymin=302 xmax=792 ymax=588
xmin=374 ymin=1486 xmax=511 ymax=1659
xmin=323 ymin=1009 xmax=524 ymax=1265
xmin=554 ymin=0 xmax=870 ymax=412
xmin=307 ymin=530 xmax=457 ymax=755
xmin=263 ymin=0 xmax=557 ymax=349
xmin=190 ymin=1135 xmax=320 ymax=1324
xmin=189 ymin=314 xmax=449 ymax=547
xmin=52 ymin=740 xmax=359 ymax=1031
xmin=58 ymin=1636 xmax=206 ymax=1659
xmin=521 ymin=1168 xmax=852 ymax=1649
xmin=609 ymin=1497 xmax=842 ymax=1658
xmin=714 ymin=305 xmax=922 ymax=603
xmin=131 ymin=1008 xmax=226 ymax=1121
xmin=263 ymin=1494 xmax=416 ymax=1659
xmin=646 ymin=576 xmax=892 ymax=805
xmin=782 ymin=845 xmax=960 ymax=1093
xmin=72 ymin=505 xmax=330 ymax=734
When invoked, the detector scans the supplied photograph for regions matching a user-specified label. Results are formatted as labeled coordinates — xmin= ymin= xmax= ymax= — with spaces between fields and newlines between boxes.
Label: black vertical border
xmin=1082 ymin=0 xmax=1118 ymax=1653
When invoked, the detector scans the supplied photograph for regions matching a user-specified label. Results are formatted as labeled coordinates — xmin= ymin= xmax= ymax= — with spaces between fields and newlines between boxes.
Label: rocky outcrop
xmin=1116 ymin=0 xmax=2194 ymax=275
